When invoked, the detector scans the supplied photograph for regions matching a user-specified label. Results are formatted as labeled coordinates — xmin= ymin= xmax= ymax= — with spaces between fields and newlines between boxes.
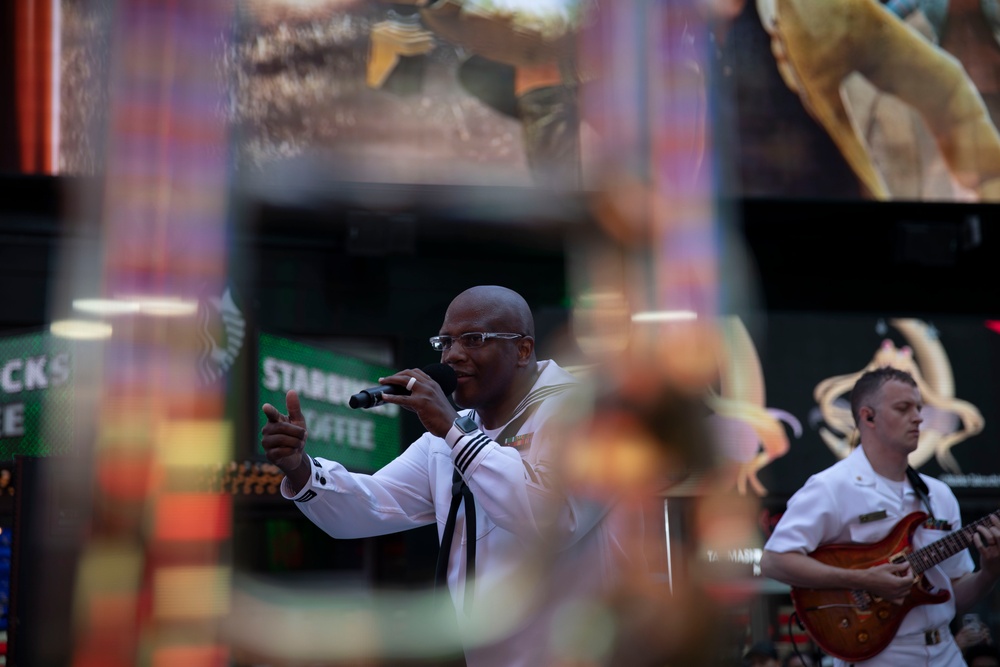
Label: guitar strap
xmin=906 ymin=465 xmax=935 ymax=519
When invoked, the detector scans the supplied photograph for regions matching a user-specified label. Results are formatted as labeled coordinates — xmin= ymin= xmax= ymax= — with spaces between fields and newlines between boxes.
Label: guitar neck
xmin=907 ymin=510 xmax=1000 ymax=574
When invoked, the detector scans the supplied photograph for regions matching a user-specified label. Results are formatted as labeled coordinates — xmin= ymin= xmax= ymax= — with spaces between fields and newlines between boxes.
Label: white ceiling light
xmin=118 ymin=296 xmax=199 ymax=317
xmin=135 ymin=298 xmax=198 ymax=317
xmin=631 ymin=310 xmax=698 ymax=323
xmin=72 ymin=298 xmax=141 ymax=315
xmin=51 ymin=320 xmax=113 ymax=340
xmin=71 ymin=296 xmax=198 ymax=317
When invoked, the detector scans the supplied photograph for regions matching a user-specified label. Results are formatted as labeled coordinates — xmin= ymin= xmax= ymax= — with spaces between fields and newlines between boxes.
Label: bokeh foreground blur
xmin=0 ymin=0 xmax=788 ymax=667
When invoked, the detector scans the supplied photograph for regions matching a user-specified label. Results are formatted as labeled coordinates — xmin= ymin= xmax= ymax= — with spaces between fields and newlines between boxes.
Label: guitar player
xmin=760 ymin=367 xmax=1000 ymax=666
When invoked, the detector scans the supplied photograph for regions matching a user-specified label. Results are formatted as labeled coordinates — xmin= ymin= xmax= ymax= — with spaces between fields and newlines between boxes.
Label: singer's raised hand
xmin=380 ymin=367 xmax=458 ymax=437
xmin=261 ymin=390 xmax=311 ymax=492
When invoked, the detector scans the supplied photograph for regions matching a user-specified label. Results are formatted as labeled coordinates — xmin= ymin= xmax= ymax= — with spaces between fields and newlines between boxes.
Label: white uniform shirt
xmin=282 ymin=360 xmax=631 ymax=667
xmin=765 ymin=445 xmax=974 ymax=667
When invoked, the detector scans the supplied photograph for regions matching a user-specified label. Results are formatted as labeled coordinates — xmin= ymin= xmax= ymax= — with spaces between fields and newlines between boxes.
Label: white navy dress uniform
xmin=282 ymin=359 xmax=632 ymax=667
xmin=765 ymin=445 xmax=973 ymax=667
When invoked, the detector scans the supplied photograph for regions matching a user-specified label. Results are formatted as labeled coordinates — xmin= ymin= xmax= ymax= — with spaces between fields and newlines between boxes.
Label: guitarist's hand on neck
xmin=954 ymin=514 xmax=1000 ymax=613
xmin=972 ymin=515 xmax=1000 ymax=580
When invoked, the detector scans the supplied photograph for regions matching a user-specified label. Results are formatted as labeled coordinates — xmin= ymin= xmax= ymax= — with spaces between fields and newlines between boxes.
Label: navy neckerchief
xmin=434 ymin=400 xmax=545 ymax=614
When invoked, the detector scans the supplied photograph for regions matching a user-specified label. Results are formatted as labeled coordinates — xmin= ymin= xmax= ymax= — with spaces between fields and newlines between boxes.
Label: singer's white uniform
xmin=283 ymin=360 xmax=634 ymax=667
xmin=765 ymin=445 xmax=974 ymax=667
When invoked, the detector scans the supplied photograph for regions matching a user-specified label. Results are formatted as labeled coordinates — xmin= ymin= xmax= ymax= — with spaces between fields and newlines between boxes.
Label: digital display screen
xmin=228 ymin=0 xmax=590 ymax=189
xmin=13 ymin=0 xmax=588 ymax=190
xmin=711 ymin=313 xmax=1000 ymax=499
xmin=12 ymin=1 xmax=999 ymax=202
xmin=712 ymin=0 xmax=1000 ymax=202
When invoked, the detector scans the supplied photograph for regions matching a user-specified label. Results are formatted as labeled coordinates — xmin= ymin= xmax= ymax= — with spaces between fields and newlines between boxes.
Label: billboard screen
xmin=711 ymin=314 xmax=1000 ymax=501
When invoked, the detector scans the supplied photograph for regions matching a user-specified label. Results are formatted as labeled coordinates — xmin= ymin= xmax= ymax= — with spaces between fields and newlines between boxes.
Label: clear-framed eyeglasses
xmin=429 ymin=332 xmax=525 ymax=352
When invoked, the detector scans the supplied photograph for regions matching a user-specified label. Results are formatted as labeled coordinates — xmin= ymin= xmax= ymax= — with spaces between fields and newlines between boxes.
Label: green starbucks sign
xmin=257 ymin=333 xmax=401 ymax=472
xmin=0 ymin=332 xmax=76 ymax=458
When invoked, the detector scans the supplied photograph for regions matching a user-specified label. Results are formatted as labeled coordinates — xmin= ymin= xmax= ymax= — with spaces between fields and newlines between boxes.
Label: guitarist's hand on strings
xmin=860 ymin=561 xmax=917 ymax=604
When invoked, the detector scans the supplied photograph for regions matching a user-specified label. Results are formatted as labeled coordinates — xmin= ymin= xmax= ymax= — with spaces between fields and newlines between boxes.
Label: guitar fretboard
xmin=907 ymin=510 xmax=1000 ymax=574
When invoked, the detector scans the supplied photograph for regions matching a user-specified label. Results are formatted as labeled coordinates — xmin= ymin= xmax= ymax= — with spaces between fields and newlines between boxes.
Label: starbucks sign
xmin=0 ymin=332 xmax=75 ymax=458
xmin=257 ymin=334 xmax=401 ymax=472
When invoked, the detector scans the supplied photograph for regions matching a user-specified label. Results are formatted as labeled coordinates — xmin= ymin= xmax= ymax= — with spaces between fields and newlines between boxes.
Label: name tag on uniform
xmin=859 ymin=510 xmax=888 ymax=524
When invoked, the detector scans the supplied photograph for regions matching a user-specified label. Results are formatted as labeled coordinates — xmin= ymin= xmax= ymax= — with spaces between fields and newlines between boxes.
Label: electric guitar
xmin=790 ymin=509 xmax=1000 ymax=662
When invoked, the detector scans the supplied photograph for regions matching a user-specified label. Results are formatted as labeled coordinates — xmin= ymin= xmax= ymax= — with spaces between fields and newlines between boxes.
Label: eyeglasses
xmin=429 ymin=332 xmax=525 ymax=352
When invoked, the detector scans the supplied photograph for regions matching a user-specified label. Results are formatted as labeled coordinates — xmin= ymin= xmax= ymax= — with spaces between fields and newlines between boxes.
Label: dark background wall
xmin=5 ymin=178 xmax=1000 ymax=329
xmin=735 ymin=198 xmax=1000 ymax=316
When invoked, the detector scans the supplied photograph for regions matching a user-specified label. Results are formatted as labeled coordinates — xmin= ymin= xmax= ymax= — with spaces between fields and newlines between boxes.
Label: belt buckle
xmin=924 ymin=629 xmax=941 ymax=645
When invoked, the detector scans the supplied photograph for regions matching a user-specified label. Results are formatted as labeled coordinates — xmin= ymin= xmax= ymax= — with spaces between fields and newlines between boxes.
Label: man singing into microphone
xmin=261 ymin=285 xmax=628 ymax=667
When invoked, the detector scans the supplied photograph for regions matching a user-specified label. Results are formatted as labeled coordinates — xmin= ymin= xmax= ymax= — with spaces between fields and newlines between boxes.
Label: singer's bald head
xmin=446 ymin=286 xmax=535 ymax=339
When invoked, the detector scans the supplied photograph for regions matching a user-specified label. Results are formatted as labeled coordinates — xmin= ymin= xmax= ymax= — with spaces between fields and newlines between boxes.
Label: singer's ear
xmin=516 ymin=335 xmax=535 ymax=365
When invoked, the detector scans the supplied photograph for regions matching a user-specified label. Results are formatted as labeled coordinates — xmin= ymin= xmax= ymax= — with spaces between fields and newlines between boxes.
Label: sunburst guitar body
xmin=790 ymin=510 xmax=999 ymax=662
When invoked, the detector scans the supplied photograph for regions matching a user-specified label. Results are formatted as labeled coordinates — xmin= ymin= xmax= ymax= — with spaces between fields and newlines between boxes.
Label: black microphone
xmin=349 ymin=363 xmax=458 ymax=409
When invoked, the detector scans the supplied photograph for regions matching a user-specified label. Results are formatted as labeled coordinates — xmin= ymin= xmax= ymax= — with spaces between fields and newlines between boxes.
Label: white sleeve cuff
xmin=280 ymin=457 xmax=326 ymax=502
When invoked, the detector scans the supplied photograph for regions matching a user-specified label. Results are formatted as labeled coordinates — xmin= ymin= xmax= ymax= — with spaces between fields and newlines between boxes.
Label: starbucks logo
xmin=197 ymin=287 xmax=246 ymax=386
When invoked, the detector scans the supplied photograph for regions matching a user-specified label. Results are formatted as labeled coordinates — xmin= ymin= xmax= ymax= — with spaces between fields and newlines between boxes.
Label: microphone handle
xmin=348 ymin=364 xmax=455 ymax=409
xmin=349 ymin=384 xmax=408 ymax=409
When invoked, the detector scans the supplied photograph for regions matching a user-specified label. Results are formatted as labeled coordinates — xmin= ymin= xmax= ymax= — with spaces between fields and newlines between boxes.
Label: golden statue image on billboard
xmin=708 ymin=316 xmax=801 ymax=496
xmin=813 ymin=318 xmax=984 ymax=472
xmin=758 ymin=0 xmax=1000 ymax=200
